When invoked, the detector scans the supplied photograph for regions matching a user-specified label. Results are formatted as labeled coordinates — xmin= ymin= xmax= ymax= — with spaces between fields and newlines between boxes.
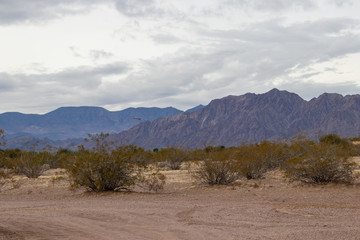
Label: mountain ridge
xmin=0 ymin=106 xmax=183 ymax=140
xmin=3 ymin=89 xmax=360 ymax=150
xmin=111 ymin=89 xmax=360 ymax=149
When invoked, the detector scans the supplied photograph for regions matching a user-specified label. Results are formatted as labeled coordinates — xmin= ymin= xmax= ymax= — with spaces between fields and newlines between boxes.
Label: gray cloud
xmin=92 ymin=17 xmax=360 ymax=109
xmin=114 ymin=0 xmax=163 ymax=17
xmin=0 ymin=62 xmax=129 ymax=113
xmin=328 ymin=0 xmax=353 ymax=7
xmin=224 ymin=0 xmax=315 ymax=11
xmin=0 ymin=73 xmax=17 ymax=92
xmin=197 ymin=18 xmax=360 ymax=82
xmin=151 ymin=33 xmax=182 ymax=44
xmin=90 ymin=50 xmax=113 ymax=61
xmin=0 ymin=0 xmax=109 ymax=24
xmin=279 ymin=80 xmax=360 ymax=100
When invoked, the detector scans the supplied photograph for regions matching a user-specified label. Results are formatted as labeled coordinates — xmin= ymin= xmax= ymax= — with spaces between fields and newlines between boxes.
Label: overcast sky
xmin=1 ymin=0 xmax=360 ymax=114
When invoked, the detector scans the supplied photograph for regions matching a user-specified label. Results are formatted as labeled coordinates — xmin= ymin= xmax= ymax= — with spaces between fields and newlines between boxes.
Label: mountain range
xmin=111 ymin=89 xmax=360 ymax=149
xmin=0 ymin=106 xmax=183 ymax=140
xmin=2 ymin=89 xmax=360 ymax=150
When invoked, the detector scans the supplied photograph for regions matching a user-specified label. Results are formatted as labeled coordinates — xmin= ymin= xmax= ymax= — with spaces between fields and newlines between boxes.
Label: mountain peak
xmin=186 ymin=104 xmax=205 ymax=113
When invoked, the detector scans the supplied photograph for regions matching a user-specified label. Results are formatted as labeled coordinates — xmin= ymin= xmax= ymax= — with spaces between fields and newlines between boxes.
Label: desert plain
xmin=1 ymin=161 xmax=360 ymax=240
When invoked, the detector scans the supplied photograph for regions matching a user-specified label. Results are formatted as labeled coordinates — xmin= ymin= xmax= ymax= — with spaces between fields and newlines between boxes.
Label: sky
xmin=0 ymin=0 xmax=360 ymax=114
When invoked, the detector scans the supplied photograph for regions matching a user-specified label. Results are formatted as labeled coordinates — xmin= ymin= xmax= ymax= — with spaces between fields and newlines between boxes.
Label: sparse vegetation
xmin=1 ymin=130 xmax=359 ymax=191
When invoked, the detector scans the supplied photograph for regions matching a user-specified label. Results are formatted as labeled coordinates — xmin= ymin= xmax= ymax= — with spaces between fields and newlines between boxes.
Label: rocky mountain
xmin=0 ymin=106 xmax=182 ymax=140
xmin=112 ymin=89 xmax=360 ymax=149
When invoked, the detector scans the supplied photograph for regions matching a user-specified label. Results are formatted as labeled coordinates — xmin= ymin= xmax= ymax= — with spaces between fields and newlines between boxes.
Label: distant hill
xmin=0 ymin=106 xmax=182 ymax=140
xmin=112 ymin=89 xmax=360 ymax=149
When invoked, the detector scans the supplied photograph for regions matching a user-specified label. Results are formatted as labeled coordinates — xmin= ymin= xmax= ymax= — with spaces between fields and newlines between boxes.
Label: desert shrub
xmin=67 ymin=145 xmax=146 ymax=191
xmin=0 ymin=129 xmax=5 ymax=146
xmin=67 ymin=133 xmax=164 ymax=192
xmin=0 ymin=150 xmax=4 ymax=169
xmin=0 ymin=169 xmax=10 ymax=191
xmin=137 ymin=169 xmax=166 ymax=192
xmin=232 ymin=141 xmax=288 ymax=179
xmin=11 ymin=151 xmax=50 ymax=178
xmin=284 ymin=141 xmax=355 ymax=184
xmin=233 ymin=145 xmax=266 ymax=180
xmin=154 ymin=147 xmax=189 ymax=170
xmin=53 ymin=148 xmax=77 ymax=168
xmin=192 ymin=148 xmax=239 ymax=185
xmin=319 ymin=134 xmax=342 ymax=145
xmin=204 ymin=145 xmax=226 ymax=153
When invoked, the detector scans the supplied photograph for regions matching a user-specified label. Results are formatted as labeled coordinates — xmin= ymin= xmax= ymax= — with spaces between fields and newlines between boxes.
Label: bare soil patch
xmin=1 ymin=168 xmax=360 ymax=240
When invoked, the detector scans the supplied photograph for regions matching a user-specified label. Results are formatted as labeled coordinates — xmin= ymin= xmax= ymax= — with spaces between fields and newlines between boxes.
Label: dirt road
xmin=1 ymin=170 xmax=360 ymax=240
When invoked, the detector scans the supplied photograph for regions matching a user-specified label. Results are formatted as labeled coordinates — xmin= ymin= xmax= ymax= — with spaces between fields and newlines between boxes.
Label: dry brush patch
xmin=283 ymin=140 xmax=356 ymax=184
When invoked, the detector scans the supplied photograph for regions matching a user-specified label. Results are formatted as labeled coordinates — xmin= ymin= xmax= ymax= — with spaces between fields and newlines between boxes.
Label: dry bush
xmin=154 ymin=147 xmax=189 ymax=170
xmin=137 ymin=169 xmax=166 ymax=192
xmin=67 ymin=146 xmax=144 ymax=191
xmin=232 ymin=141 xmax=288 ymax=180
xmin=192 ymin=148 xmax=239 ymax=185
xmin=67 ymin=133 xmax=165 ymax=192
xmin=53 ymin=148 xmax=78 ymax=169
xmin=0 ymin=169 xmax=9 ymax=191
xmin=11 ymin=151 xmax=50 ymax=178
xmin=284 ymin=140 xmax=356 ymax=184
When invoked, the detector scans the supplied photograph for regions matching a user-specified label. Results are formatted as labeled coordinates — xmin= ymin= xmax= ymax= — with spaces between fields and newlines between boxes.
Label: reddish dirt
xmin=1 ymin=169 xmax=360 ymax=240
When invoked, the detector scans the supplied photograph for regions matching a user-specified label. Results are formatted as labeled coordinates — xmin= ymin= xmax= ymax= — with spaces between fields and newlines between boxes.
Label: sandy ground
xmin=1 ymin=164 xmax=360 ymax=240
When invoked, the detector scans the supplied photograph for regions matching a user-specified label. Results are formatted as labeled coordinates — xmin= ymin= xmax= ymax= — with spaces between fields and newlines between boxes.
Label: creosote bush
xmin=233 ymin=141 xmax=288 ymax=180
xmin=154 ymin=147 xmax=189 ymax=170
xmin=68 ymin=146 xmax=140 ymax=191
xmin=67 ymin=133 xmax=165 ymax=192
xmin=283 ymin=139 xmax=356 ymax=184
xmin=192 ymin=148 xmax=239 ymax=185
xmin=10 ymin=151 xmax=50 ymax=178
